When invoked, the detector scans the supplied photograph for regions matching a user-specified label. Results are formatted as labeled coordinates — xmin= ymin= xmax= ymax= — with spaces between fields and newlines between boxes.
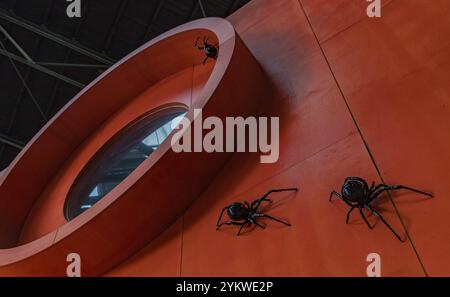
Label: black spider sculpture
xmin=329 ymin=177 xmax=433 ymax=241
xmin=216 ymin=188 xmax=298 ymax=236
xmin=194 ymin=36 xmax=219 ymax=64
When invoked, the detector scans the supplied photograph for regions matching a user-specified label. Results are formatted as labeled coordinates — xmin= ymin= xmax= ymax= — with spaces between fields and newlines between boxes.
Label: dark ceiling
xmin=0 ymin=0 xmax=250 ymax=170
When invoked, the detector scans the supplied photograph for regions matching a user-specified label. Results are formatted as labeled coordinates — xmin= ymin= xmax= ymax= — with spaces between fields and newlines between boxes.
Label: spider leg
xmin=368 ymin=182 xmax=375 ymax=194
xmin=262 ymin=188 xmax=299 ymax=199
xmin=387 ymin=185 xmax=433 ymax=197
xmin=216 ymin=206 xmax=229 ymax=229
xmin=249 ymin=218 xmax=265 ymax=230
xmin=217 ymin=221 xmax=245 ymax=228
xmin=251 ymin=188 xmax=298 ymax=211
xmin=329 ymin=190 xmax=341 ymax=202
xmin=237 ymin=222 xmax=248 ymax=236
xmin=346 ymin=205 xmax=357 ymax=224
xmin=329 ymin=191 xmax=356 ymax=208
xmin=217 ymin=220 xmax=251 ymax=236
xmin=250 ymin=197 xmax=272 ymax=212
xmin=367 ymin=184 xmax=393 ymax=205
xmin=359 ymin=206 xmax=373 ymax=230
xmin=194 ymin=37 xmax=204 ymax=50
xmin=368 ymin=184 xmax=433 ymax=204
xmin=367 ymin=207 xmax=404 ymax=242
xmin=260 ymin=214 xmax=291 ymax=227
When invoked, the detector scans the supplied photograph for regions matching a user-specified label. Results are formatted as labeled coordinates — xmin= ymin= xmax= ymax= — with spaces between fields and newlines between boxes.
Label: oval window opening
xmin=64 ymin=106 xmax=187 ymax=221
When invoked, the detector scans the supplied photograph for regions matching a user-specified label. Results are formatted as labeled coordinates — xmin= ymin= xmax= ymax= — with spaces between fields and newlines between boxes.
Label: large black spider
xmin=216 ymin=188 xmax=298 ymax=236
xmin=329 ymin=176 xmax=433 ymax=241
xmin=194 ymin=36 xmax=219 ymax=64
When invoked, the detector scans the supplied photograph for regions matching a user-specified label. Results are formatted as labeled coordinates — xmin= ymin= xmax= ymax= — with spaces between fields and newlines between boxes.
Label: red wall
xmin=1 ymin=20 xmax=273 ymax=276
xmin=106 ymin=0 xmax=450 ymax=276
xmin=4 ymin=0 xmax=446 ymax=276
xmin=18 ymin=67 xmax=200 ymax=244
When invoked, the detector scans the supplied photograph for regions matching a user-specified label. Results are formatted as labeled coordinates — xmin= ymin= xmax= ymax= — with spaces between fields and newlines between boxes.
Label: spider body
xmin=204 ymin=44 xmax=218 ymax=59
xmin=194 ymin=36 xmax=219 ymax=64
xmin=342 ymin=178 xmax=367 ymax=203
xmin=227 ymin=203 xmax=250 ymax=221
xmin=330 ymin=176 xmax=433 ymax=241
xmin=216 ymin=188 xmax=298 ymax=236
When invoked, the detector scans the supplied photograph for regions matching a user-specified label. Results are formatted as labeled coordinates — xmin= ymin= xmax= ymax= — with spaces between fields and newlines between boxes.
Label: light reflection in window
xmin=64 ymin=108 xmax=187 ymax=221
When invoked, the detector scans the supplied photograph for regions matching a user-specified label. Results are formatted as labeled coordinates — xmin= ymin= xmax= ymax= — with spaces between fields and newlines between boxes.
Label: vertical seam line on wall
xmin=181 ymin=64 xmax=195 ymax=277
xmin=320 ymin=0 xmax=397 ymax=44
xmin=190 ymin=64 xmax=195 ymax=107
xmin=296 ymin=0 xmax=428 ymax=276
xmin=179 ymin=215 xmax=185 ymax=277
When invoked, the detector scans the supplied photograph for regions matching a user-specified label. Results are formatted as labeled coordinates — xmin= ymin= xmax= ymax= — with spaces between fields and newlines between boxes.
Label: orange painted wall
xmin=107 ymin=0 xmax=450 ymax=276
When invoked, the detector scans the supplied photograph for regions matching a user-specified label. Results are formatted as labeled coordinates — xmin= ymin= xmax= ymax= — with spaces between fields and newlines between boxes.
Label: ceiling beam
xmin=103 ymin=0 xmax=129 ymax=50
xmin=227 ymin=0 xmax=241 ymax=16
xmin=0 ymin=24 xmax=33 ymax=61
xmin=0 ymin=39 xmax=48 ymax=122
xmin=143 ymin=0 xmax=165 ymax=42
xmin=0 ymin=47 xmax=86 ymax=88
xmin=36 ymin=61 xmax=109 ymax=69
xmin=187 ymin=1 xmax=200 ymax=22
xmin=0 ymin=134 xmax=24 ymax=150
xmin=0 ymin=8 xmax=115 ymax=65
xmin=0 ymin=0 xmax=55 ymax=165
xmin=198 ymin=0 xmax=207 ymax=18
xmin=0 ymin=17 xmax=44 ymax=166
xmin=45 ymin=0 xmax=89 ymax=118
